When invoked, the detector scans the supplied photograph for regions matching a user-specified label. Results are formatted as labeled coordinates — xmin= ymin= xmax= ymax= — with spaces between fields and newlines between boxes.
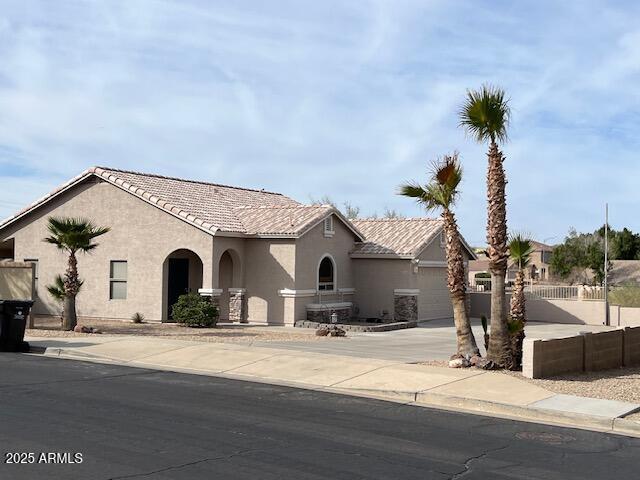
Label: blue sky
xmin=0 ymin=1 xmax=639 ymax=246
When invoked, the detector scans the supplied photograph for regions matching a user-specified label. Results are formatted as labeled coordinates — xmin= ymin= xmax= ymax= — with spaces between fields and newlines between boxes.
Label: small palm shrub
xmin=131 ymin=312 xmax=145 ymax=324
xmin=171 ymin=293 xmax=218 ymax=328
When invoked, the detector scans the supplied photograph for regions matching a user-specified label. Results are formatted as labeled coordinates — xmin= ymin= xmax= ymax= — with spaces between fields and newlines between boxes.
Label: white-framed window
xmin=109 ymin=260 xmax=127 ymax=300
xmin=318 ymin=255 xmax=336 ymax=291
xmin=24 ymin=258 xmax=38 ymax=292
xmin=439 ymin=230 xmax=446 ymax=247
xmin=323 ymin=216 xmax=334 ymax=237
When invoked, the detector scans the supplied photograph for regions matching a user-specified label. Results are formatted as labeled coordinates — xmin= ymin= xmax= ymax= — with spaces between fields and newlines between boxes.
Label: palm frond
xmin=398 ymin=153 xmax=463 ymax=212
xmin=44 ymin=216 xmax=110 ymax=253
xmin=508 ymin=233 xmax=534 ymax=269
xmin=459 ymin=84 xmax=510 ymax=144
xmin=46 ymin=275 xmax=67 ymax=301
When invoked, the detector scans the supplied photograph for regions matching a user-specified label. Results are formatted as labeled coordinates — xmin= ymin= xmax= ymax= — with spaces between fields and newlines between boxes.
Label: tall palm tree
xmin=46 ymin=274 xmax=83 ymax=325
xmin=507 ymin=234 xmax=533 ymax=369
xmin=44 ymin=217 xmax=110 ymax=330
xmin=399 ymin=153 xmax=480 ymax=357
xmin=459 ymin=85 xmax=511 ymax=366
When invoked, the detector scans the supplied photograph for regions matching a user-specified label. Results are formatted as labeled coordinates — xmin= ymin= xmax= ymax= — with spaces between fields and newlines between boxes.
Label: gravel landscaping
xmin=507 ymin=367 xmax=640 ymax=404
xmin=26 ymin=317 xmax=331 ymax=344
xmin=419 ymin=358 xmax=640 ymax=404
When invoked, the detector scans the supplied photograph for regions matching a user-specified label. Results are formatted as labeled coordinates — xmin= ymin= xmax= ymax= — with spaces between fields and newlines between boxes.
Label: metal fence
xmin=469 ymin=278 xmax=605 ymax=301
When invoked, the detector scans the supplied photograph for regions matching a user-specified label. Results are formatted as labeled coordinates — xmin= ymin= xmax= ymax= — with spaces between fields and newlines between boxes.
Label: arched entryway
xmin=162 ymin=249 xmax=204 ymax=322
xmin=217 ymin=249 xmax=242 ymax=322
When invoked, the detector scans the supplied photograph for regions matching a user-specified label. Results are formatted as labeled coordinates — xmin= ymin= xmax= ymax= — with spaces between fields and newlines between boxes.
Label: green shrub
xmin=171 ymin=293 xmax=218 ymax=328
xmin=131 ymin=312 xmax=145 ymax=324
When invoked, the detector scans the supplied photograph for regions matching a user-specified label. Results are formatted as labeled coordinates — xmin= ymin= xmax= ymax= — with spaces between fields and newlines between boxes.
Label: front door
xmin=167 ymin=258 xmax=189 ymax=320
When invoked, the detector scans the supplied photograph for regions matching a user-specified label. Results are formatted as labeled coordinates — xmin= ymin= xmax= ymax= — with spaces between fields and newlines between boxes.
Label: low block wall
xmin=624 ymin=327 xmax=640 ymax=367
xmin=523 ymin=326 xmax=640 ymax=378
xmin=522 ymin=336 xmax=584 ymax=379
xmin=583 ymin=330 xmax=624 ymax=372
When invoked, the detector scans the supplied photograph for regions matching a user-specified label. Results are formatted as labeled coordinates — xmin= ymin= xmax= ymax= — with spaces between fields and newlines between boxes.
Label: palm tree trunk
xmin=443 ymin=210 xmax=479 ymax=357
xmin=62 ymin=295 xmax=77 ymax=331
xmin=510 ymin=270 xmax=526 ymax=323
xmin=486 ymin=140 xmax=509 ymax=366
xmin=508 ymin=269 xmax=526 ymax=369
xmin=62 ymin=251 xmax=79 ymax=331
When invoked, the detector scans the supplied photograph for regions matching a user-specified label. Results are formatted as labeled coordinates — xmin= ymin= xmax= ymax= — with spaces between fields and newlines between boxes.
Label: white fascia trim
xmin=306 ymin=302 xmax=352 ymax=311
xmin=418 ymin=260 xmax=447 ymax=268
xmin=278 ymin=288 xmax=317 ymax=298
xmin=228 ymin=288 xmax=246 ymax=294
xmin=338 ymin=287 xmax=355 ymax=294
xmin=199 ymin=288 xmax=223 ymax=296
xmin=394 ymin=289 xmax=420 ymax=296
xmin=350 ymin=253 xmax=414 ymax=260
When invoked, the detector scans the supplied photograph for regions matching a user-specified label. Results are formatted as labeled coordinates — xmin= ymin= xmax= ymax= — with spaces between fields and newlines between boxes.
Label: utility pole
xmin=604 ymin=203 xmax=609 ymax=326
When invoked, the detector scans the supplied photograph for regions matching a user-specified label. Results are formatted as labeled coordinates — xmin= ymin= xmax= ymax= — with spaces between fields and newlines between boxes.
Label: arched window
xmin=318 ymin=256 xmax=335 ymax=291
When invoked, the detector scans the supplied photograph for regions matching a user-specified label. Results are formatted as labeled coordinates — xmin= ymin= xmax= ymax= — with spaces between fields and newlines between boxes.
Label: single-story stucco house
xmin=0 ymin=167 xmax=476 ymax=325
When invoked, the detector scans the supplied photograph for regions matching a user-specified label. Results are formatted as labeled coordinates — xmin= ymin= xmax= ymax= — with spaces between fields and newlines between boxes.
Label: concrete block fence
xmin=523 ymin=326 xmax=640 ymax=379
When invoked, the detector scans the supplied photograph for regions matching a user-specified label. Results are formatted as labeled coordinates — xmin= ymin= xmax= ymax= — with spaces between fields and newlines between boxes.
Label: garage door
xmin=417 ymin=267 xmax=453 ymax=320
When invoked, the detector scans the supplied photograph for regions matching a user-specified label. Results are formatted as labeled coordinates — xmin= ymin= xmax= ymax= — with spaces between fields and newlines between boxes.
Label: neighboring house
xmin=468 ymin=240 xmax=554 ymax=285
xmin=0 ymin=167 xmax=476 ymax=325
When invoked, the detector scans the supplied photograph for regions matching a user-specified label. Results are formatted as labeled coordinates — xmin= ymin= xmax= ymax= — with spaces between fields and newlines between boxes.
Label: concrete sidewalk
xmin=26 ymin=334 xmax=640 ymax=438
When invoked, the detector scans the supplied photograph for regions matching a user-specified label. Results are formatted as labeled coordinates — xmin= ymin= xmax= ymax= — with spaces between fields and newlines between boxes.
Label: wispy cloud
xmin=0 ymin=0 xmax=639 ymax=244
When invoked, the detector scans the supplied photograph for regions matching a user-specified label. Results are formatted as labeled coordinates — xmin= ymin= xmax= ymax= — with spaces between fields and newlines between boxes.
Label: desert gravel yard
xmin=27 ymin=317 xmax=329 ymax=344
xmin=421 ymin=359 xmax=640 ymax=404
xmin=509 ymin=367 xmax=640 ymax=404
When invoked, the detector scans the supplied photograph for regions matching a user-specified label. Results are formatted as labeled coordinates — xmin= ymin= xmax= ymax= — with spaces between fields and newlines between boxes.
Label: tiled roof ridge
xmin=91 ymin=166 xmax=286 ymax=196
xmin=354 ymin=217 xmax=441 ymax=222
xmin=234 ymin=204 xmax=331 ymax=210
xmin=91 ymin=167 xmax=219 ymax=233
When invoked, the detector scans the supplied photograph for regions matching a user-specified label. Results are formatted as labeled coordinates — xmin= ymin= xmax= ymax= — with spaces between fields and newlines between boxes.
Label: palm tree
xmin=399 ymin=153 xmax=480 ymax=357
xmin=44 ymin=217 xmax=110 ymax=330
xmin=46 ymin=274 xmax=83 ymax=326
xmin=506 ymin=234 xmax=533 ymax=369
xmin=459 ymin=85 xmax=511 ymax=367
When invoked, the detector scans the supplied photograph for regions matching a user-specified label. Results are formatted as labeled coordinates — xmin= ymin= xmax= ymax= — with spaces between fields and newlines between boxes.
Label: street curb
xmin=32 ymin=346 xmax=640 ymax=438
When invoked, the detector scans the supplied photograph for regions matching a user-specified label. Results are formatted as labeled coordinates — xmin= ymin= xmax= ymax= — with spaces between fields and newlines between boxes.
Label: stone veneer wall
xmin=307 ymin=306 xmax=351 ymax=323
xmin=394 ymin=295 xmax=418 ymax=322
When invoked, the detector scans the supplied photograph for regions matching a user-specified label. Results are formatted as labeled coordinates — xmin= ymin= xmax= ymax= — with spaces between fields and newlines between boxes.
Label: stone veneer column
xmin=228 ymin=288 xmax=247 ymax=323
xmin=393 ymin=289 xmax=419 ymax=322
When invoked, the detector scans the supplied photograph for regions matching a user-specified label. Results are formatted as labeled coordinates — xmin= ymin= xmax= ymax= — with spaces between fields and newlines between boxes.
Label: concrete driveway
xmin=255 ymin=319 xmax=616 ymax=362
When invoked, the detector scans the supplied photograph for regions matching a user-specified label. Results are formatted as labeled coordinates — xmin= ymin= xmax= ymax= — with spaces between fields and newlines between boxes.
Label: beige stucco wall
xmin=417 ymin=237 xmax=445 ymax=261
xmin=293 ymin=216 xmax=358 ymax=321
xmin=352 ymin=259 xmax=414 ymax=319
xmin=0 ymin=178 xmax=214 ymax=322
xmin=244 ymin=238 xmax=295 ymax=324
xmin=0 ymin=262 xmax=34 ymax=301
xmin=470 ymin=292 xmax=609 ymax=326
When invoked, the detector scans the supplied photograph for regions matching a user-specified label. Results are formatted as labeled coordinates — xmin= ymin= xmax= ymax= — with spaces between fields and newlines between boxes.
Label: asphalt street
xmin=0 ymin=353 xmax=638 ymax=479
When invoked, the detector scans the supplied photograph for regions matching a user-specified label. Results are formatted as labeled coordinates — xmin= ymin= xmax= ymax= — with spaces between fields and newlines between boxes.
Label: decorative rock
xmin=448 ymin=354 xmax=470 ymax=368
xmin=73 ymin=325 xmax=84 ymax=333
xmin=475 ymin=358 xmax=500 ymax=370
xmin=469 ymin=355 xmax=483 ymax=367
xmin=329 ymin=327 xmax=346 ymax=337
xmin=316 ymin=327 xmax=330 ymax=336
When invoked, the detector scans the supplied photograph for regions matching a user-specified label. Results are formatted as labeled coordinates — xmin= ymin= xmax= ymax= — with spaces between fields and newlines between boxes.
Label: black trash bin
xmin=0 ymin=300 xmax=34 ymax=352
